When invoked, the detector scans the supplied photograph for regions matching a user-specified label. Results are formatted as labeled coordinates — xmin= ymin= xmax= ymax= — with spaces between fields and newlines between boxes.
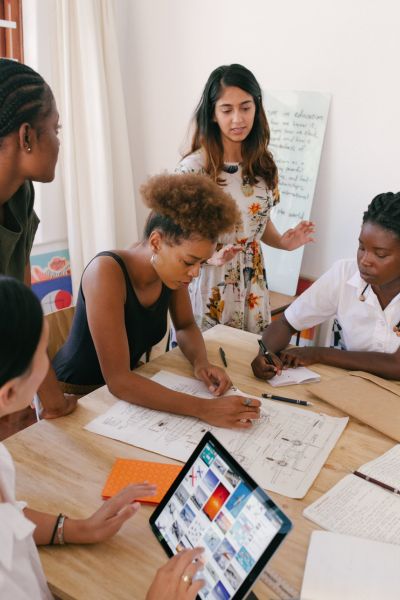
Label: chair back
xmin=45 ymin=306 xmax=75 ymax=360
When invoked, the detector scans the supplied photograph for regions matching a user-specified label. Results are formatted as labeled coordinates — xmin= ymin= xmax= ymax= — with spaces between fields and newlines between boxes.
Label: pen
xmin=219 ymin=346 xmax=228 ymax=367
xmin=353 ymin=471 xmax=400 ymax=495
xmin=258 ymin=339 xmax=275 ymax=366
xmin=261 ymin=393 xmax=313 ymax=407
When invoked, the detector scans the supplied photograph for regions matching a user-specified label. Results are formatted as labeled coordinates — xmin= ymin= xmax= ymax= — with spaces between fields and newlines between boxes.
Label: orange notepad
xmin=102 ymin=458 xmax=182 ymax=504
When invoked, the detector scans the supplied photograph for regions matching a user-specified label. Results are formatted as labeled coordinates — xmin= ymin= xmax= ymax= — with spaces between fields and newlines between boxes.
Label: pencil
xmin=261 ymin=393 xmax=313 ymax=407
xmin=353 ymin=471 xmax=400 ymax=495
xmin=219 ymin=346 xmax=228 ymax=367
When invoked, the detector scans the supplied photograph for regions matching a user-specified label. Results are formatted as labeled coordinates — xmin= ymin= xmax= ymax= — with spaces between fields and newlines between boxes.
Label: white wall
xmin=114 ymin=0 xmax=400 ymax=279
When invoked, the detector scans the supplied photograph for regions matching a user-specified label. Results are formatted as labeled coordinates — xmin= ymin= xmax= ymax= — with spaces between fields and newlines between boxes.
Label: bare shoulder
xmin=82 ymin=253 xmax=126 ymax=297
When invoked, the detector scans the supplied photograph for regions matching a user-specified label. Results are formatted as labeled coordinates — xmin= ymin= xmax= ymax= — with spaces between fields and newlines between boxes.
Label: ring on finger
xmin=243 ymin=397 xmax=252 ymax=407
xmin=182 ymin=574 xmax=192 ymax=585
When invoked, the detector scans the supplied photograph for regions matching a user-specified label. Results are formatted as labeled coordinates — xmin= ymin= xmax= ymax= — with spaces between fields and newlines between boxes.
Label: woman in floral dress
xmin=177 ymin=64 xmax=315 ymax=334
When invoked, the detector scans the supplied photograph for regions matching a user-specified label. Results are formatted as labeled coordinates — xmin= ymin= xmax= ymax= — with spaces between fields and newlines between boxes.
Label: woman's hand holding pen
xmin=194 ymin=361 xmax=260 ymax=428
xmin=251 ymin=339 xmax=283 ymax=380
xmin=195 ymin=394 xmax=261 ymax=429
xmin=63 ymin=483 xmax=156 ymax=544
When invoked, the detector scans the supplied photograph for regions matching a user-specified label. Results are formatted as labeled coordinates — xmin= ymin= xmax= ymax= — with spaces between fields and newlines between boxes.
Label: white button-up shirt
xmin=0 ymin=443 xmax=53 ymax=599
xmin=285 ymin=259 xmax=400 ymax=354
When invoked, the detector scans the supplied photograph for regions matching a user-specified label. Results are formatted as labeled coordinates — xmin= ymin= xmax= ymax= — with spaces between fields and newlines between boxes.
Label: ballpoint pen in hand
xmin=258 ymin=339 xmax=276 ymax=366
xmin=261 ymin=393 xmax=313 ymax=407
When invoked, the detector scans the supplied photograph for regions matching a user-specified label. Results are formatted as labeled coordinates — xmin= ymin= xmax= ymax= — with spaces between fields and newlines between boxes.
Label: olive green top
xmin=0 ymin=181 xmax=40 ymax=281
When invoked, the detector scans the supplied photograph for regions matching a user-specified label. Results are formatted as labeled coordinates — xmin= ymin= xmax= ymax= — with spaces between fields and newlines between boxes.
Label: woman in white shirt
xmin=0 ymin=276 xmax=204 ymax=600
xmin=252 ymin=192 xmax=400 ymax=381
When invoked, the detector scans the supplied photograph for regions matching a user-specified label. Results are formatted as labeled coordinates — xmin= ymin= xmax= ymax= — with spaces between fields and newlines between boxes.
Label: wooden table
xmin=4 ymin=325 xmax=394 ymax=599
xmin=269 ymin=291 xmax=296 ymax=317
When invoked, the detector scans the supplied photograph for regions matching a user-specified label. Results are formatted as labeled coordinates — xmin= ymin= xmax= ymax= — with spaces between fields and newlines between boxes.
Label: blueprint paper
xmin=84 ymin=371 xmax=347 ymax=498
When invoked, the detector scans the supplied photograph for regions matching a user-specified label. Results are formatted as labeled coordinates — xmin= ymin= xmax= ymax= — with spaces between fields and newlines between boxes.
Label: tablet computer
xmin=149 ymin=432 xmax=292 ymax=599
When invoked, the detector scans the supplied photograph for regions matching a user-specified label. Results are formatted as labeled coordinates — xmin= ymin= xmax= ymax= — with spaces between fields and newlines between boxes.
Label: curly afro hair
xmin=141 ymin=173 xmax=241 ymax=243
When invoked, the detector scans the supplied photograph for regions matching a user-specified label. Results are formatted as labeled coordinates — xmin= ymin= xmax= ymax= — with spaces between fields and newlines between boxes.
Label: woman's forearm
xmin=24 ymin=508 xmax=86 ymax=545
xmin=317 ymin=347 xmax=400 ymax=380
xmin=175 ymin=322 xmax=208 ymax=368
xmin=106 ymin=369 xmax=204 ymax=418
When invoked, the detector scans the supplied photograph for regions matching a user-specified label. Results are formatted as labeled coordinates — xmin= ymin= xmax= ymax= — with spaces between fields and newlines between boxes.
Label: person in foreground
xmin=53 ymin=173 xmax=261 ymax=428
xmin=0 ymin=57 xmax=76 ymax=419
xmin=252 ymin=192 xmax=400 ymax=381
xmin=0 ymin=275 xmax=204 ymax=599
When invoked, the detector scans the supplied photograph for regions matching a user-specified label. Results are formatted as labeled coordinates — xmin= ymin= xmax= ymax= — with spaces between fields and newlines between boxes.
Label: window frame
xmin=0 ymin=0 xmax=23 ymax=61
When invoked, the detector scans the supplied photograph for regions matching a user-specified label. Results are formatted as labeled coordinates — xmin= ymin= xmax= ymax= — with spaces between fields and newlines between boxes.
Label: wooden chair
xmin=45 ymin=306 xmax=75 ymax=361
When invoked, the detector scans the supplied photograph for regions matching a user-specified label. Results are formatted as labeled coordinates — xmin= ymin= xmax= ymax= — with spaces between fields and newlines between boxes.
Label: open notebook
xmin=268 ymin=366 xmax=320 ymax=387
xmin=303 ymin=444 xmax=400 ymax=544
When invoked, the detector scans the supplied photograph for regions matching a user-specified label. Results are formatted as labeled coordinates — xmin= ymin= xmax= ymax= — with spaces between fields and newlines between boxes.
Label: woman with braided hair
xmin=53 ymin=173 xmax=261 ymax=429
xmin=252 ymin=192 xmax=400 ymax=381
xmin=0 ymin=58 xmax=76 ymax=419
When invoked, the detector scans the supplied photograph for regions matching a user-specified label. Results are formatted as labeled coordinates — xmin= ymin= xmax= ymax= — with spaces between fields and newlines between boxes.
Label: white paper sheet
xmin=84 ymin=371 xmax=348 ymax=498
xmin=304 ymin=445 xmax=400 ymax=543
xmin=301 ymin=531 xmax=400 ymax=600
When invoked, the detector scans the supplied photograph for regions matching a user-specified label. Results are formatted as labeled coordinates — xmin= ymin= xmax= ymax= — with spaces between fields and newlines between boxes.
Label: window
xmin=0 ymin=0 xmax=23 ymax=61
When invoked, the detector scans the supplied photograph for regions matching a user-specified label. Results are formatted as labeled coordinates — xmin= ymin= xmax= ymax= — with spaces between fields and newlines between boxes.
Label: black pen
xmin=258 ymin=339 xmax=275 ymax=366
xmin=261 ymin=393 xmax=313 ymax=407
xmin=219 ymin=346 xmax=228 ymax=367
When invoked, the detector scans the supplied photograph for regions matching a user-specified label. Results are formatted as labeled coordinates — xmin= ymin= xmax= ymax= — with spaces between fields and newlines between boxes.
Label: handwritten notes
xmin=84 ymin=370 xmax=347 ymax=498
xmin=262 ymin=91 xmax=331 ymax=295
xmin=304 ymin=444 xmax=400 ymax=544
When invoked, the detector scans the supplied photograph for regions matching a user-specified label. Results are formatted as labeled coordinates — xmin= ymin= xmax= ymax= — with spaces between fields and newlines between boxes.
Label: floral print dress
xmin=177 ymin=150 xmax=279 ymax=334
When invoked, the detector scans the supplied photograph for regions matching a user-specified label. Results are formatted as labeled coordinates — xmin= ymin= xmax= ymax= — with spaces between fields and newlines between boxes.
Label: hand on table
xmin=251 ymin=351 xmax=283 ymax=380
xmin=280 ymin=220 xmax=315 ymax=251
xmin=41 ymin=393 xmax=79 ymax=419
xmin=280 ymin=346 xmax=321 ymax=367
xmin=199 ymin=394 xmax=261 ymax=429
xmin=194 ymin=361 xmax=232 ymax=396
xmin=146 ymin=548 xmax=205 ymax=600
xmin=65 ymin=483 xmax=156 ymax=544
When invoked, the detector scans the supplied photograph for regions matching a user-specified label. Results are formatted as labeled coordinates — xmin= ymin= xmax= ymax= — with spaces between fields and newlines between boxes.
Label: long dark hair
xmin=0 ymin=276 xmax=43 ymax=386
xmin=0 ymin=58 xmax=53 ymax=143
xmin=188 ymin=63 xmax=278 ymax=189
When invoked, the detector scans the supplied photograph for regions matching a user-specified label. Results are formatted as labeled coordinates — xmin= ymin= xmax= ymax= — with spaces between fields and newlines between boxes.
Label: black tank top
xmin=53 ymin=251 xmax=171 ymax=386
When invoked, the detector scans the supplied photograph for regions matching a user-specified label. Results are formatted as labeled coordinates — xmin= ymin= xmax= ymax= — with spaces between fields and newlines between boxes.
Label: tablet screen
xmin=150 ymin=432 xmax=292 ymax=599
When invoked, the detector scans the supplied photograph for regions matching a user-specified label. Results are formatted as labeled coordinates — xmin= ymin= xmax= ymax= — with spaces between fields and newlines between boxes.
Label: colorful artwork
xmin=30 ymin=249 xmax=73 ymax=314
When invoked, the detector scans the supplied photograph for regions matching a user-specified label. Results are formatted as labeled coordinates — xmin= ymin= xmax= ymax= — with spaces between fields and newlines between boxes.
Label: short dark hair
xmin=141 ymin=173 xmax=241 ymax=244
xmin=0 ymin=58 xmax=53 ymax=142
xmin=0 ymin=276 xmax=43 ymax=386
xmin=362 ymin=192 xmax=400 ymax=239
xmin=188 ymin=63 xmax=278 ymax=188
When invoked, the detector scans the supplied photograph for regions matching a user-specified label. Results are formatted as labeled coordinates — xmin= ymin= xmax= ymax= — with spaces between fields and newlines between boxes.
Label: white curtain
xmin=54 ymin=0 xmax=138 ymax=295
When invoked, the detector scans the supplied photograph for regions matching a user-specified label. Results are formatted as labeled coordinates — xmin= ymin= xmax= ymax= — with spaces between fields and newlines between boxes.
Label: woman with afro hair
xmin=54 ymin=173 xmax=261 ymax=429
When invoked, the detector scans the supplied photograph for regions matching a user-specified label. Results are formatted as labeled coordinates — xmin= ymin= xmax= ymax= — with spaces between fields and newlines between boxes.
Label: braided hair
xmin=0 ymin=58 xmax=53 ymax=142
xmin=363 ymin=192 xmax=400 ymax=240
